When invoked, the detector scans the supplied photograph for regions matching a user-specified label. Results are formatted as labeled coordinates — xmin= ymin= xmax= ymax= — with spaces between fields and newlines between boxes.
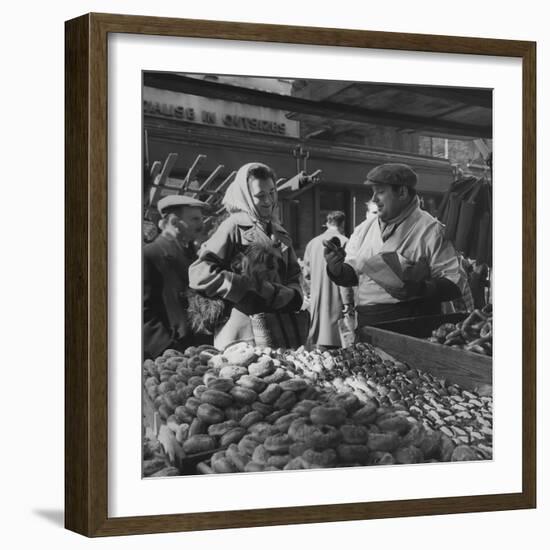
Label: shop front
xmin=144 ymin=85 xmax=454 ymax=256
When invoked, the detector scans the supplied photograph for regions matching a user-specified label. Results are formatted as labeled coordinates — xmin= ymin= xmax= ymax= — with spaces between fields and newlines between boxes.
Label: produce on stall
xmin=143 ymin=341 xmax=492 ymax=476
xmin=427 ymin=304 xmax=492 ymax=356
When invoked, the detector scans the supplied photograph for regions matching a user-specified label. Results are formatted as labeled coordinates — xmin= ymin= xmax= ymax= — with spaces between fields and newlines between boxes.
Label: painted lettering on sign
xmin=202 ymin=111 xmax=217 ymax=124
xmin=221 ymin=114 xmax=286 ymax=135
xmin=142 ymin=87 xmax=299 ymax=138
xmin=143 ymin=101 xmax=196 ymax=121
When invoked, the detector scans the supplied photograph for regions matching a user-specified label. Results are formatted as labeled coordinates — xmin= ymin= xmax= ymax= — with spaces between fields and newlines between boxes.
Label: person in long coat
xmin=303 ymin=211 xmax=354 ymax=348
xmin=188 ymin=162 xmax=303 ymax=350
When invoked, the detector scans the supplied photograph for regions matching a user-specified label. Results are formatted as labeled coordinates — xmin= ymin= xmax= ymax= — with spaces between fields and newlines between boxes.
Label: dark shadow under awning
xmin=144 ymin=73 xmax=492 ymax=140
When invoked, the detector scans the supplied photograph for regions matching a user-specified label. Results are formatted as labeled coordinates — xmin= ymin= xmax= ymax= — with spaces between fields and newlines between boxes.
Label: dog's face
xmin=233 ymin=243 xmax=280 ymax=284
xmin=244 ymin=255 xmax=279 ymax=283
xmin=187 ymin=242 xmax=281 ymax=335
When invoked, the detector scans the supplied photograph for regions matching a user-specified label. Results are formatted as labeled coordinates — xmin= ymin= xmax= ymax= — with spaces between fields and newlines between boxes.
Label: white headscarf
xmin=222 ymin=162 xmax=280 ymax=223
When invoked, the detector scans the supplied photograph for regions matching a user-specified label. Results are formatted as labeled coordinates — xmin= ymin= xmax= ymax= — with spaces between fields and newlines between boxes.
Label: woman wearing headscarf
xmin=188 ymin=162 xmax=303 ymax=349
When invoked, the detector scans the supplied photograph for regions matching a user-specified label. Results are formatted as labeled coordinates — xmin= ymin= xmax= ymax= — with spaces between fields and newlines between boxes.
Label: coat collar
xmin=231 ymin=211 xmax=290 ymax=238
xmin=378 ymin=196 xmax=421 ymax=242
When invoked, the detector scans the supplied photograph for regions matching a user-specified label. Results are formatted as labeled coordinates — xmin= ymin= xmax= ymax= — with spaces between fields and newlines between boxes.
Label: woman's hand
xmin=235 ymin=281 xmax=301 ymax=314
xmin=234 ymin=290 xmax=269 ymax=315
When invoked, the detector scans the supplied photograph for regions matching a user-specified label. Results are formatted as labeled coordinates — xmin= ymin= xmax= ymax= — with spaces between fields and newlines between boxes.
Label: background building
xmin=143 ymin=73 xmax=492 ymax=256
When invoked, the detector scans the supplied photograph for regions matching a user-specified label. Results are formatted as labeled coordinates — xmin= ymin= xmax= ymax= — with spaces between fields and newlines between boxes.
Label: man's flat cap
xmin=365 ymin=163 xmax=418 ymax=188
xmin=157 ymin=194 xmax=209 ymax=215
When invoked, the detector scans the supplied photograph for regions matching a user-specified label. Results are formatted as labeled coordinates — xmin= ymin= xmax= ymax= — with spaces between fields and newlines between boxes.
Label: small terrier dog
xmin=187 ymin=241 xmax=280 ymax=335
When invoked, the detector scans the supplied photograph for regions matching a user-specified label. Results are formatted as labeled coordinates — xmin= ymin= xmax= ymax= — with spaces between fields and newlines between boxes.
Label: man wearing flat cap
xmin=324 ymin=163 xmax=468 ymax=327
xmin=143 ymin=194 xmax=211 ymax=358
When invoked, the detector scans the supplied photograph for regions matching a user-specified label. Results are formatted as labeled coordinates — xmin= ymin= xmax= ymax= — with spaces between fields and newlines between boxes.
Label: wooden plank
xmin=205 ymin=170 xmax=236 ymax=204
xmin=142 ymin=388 xmax=156 ymax=435
xmin=193 ymin=164 xmax=224 ymax=195
xmin=144 ymin=129 xmax=150 ymax=167
xmin=277 ymin=172 xmax=303 ymax=192
xmin=156 ymin=152 xmax=178 ymax=186
xmin=182 ymin=154 xmax=207 ymax=191
xmin=373 ymin=313 xmax=466 ymax=338
xmin=143 ymin=161 xmax=163 ymax=219
xmin=65 ymin=13 xmax=91 ymax=536
xmin=149 ymin=153 xmax=179 ymax=205
xmin=359 ymin=326 xmax=492 ymax=392
xmin=149 ymin=160 xmax=162 ymax=181
xmin=164 ymin=176 xmax=186 ymax=189
xmin=309 ymin=169 xmax=322 ymax=180
xmin=187 ymin=188 xmax=225 ymax=196
xmin=179 ymin=449 xmax=221 ymax=476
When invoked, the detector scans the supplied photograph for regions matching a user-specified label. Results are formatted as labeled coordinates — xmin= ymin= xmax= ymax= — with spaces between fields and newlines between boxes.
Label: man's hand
xmin=386 ymin=257 xmax=431 ymax=300
xmin=323 ymin=237 xmax=346 ymax=277
xmin=402 ymin=256 xmax=430 ymax=283
xmin=385 ymin=280 xmax=427 ymax=301
xmin=323 ymin=237 xmax=359 ymax=287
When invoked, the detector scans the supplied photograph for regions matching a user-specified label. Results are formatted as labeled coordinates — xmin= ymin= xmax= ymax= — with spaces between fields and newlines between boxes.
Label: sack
xmin=250 ymin=310 xmax=310 ymax=349
xmin=338 ymin=313 xmax=357 ymax=348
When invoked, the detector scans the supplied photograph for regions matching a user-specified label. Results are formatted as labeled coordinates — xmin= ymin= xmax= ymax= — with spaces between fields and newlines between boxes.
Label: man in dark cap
xmin=324 ymin=163 xmax=467 ymax=327
xmin=143 ymin=195 xmax=211 ymax=358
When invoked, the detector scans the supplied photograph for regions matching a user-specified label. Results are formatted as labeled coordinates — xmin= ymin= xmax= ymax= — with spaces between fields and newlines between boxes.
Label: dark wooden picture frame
xmin=65 ymin=12 xmax=536 ymax=537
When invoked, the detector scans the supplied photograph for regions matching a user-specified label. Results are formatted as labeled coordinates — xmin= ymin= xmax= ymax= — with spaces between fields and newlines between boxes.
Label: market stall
xmin=141 ymin=74 xmax=494 ymax=478
xmin=142 ymin=335 xmax=492 ymax=477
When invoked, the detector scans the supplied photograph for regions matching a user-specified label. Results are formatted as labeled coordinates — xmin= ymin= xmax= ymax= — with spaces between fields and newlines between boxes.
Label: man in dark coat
xmin=143 ymin=195 xmax=210 ymax=359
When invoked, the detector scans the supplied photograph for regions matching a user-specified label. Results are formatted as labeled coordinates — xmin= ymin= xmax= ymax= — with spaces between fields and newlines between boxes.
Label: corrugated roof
xmin=288 ymin=79 xmax=492 ymax=140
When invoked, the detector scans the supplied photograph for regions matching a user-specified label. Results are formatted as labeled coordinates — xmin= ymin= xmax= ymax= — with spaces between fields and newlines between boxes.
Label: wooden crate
xmin=370 ymin=313 xmax=467 ymax=338
xmin=359 ymin=314 xmax=492 ymax=392
xmin=143 ymin=389 xmax=221 ymax=475
xmin=179 ymin=449 xmax=219 ymax=476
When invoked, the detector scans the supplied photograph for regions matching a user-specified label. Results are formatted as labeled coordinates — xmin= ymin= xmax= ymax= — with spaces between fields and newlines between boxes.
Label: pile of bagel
xmin=427 ymin=304 xmax=493 ymax=356
xmin=275 ymin=342 xmax=493 ymax=454
xmin=199 ymin=392 xmax=477 ymax=474
xmin=143 ymin=341 xmax=491 ymax=476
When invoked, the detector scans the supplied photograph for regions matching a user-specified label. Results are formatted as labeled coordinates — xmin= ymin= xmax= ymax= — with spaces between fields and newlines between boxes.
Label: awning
xmin=143 ymin=73 xmax=492 ymax=140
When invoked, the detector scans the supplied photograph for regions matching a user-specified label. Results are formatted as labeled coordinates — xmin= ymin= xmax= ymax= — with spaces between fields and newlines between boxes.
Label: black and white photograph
xmin=141 ymin=72 xmax=493 ymax=477
xmin=2 ymin=0 xmax=545 ymax=543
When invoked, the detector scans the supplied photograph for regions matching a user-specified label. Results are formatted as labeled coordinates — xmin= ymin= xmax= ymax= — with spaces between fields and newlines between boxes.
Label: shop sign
xmin=143 ymin=86 xmax=299 ymax=138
